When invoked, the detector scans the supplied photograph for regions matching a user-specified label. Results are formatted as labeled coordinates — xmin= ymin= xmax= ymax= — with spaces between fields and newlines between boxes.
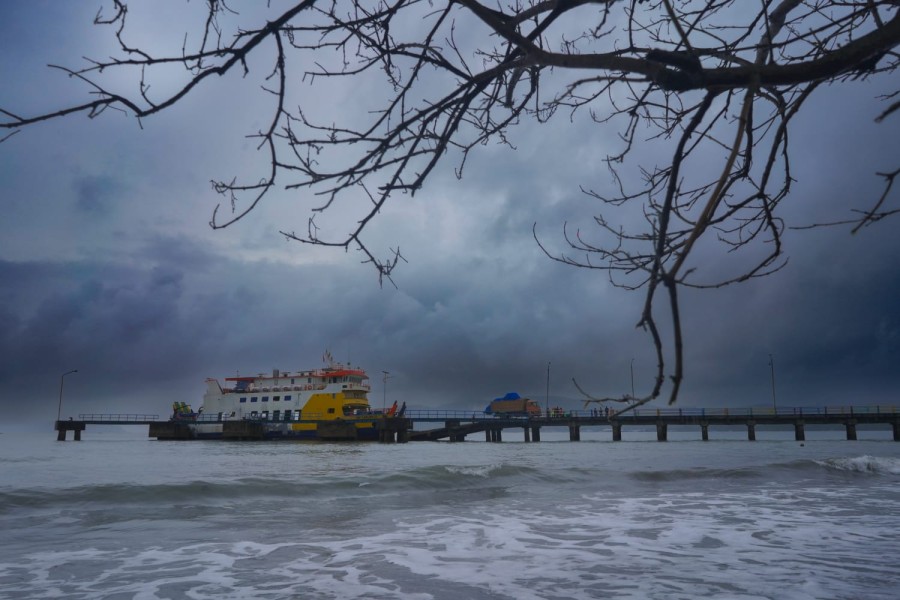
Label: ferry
xmin=158 ymin=355 xmax=401 ymax=441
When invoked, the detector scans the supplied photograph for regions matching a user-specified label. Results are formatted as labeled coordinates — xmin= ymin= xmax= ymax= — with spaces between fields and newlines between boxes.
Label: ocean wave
xmin=0 ymin=477 xmax=354 ymax=513
xmin=628 ymin=455 xmax=900 ymax=483
xmin=629 ymin=466 xmax=764 ymax=482
xmin=443 ymin=464 xmax=499 ymax=477
xmin=0 ymin=463 xmax=545 ymax=513
xmin=816 ymin=455 xmax=900 ymax=475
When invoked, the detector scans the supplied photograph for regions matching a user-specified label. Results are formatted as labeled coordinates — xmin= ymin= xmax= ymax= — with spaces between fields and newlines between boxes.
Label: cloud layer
xmin=1 ymin=3 xmax=898 ymax=426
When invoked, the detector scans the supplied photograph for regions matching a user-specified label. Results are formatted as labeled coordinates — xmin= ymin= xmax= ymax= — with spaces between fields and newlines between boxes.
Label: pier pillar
xmin=845 ymin=421 xmax=857 ymax=441
xmin=700 ymin=423 xmax=709 ymax=441
xmin=794 ymin=422 xmax=805 ymax=442
xmin=612 ymin=423 xmax=622 ymax=442
xmin=532 ymin=427 xmax=541 ymax=442
xmin=747 ymin=422 xmax=756 ymax=441
xmin=569 ymin=425 xmax=581 ymax=441
xmin=656 ymin=423 xmax=667 ymax=442
xmin=893 ymin=421 xmax=899 ymax=442
xmin=485 ymin=429 xmax=491 ymax=442
xmin=495 ymin=428 xmax=502 ymax=443
xmin=524 ymin=427 xmax=531 ymax=443
xmin=54 ymin=420 xmax=85 ymax=442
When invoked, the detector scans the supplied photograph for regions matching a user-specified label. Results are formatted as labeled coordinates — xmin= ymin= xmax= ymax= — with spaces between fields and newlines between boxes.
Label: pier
xmin=55 ymin=414 xmax=160 ymax=441
xmin=399 ymin=406 xmax=900 ymax=443
xmin=54 ymin=405 xmax=900 ymax=442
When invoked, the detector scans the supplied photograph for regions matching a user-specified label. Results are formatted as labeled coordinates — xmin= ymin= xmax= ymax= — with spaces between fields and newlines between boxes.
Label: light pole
xmin=768 ymin=354 xmax=777 ymax=413
xmin=57 ymin=369 xmax=78 ymax=422
xmin=382 ymin=370 xmax=390 ymax=412
xmin=545 ymin=361 xmax=551 ymax=417
xmin=630 ymin=358 xmax=635 ymax=398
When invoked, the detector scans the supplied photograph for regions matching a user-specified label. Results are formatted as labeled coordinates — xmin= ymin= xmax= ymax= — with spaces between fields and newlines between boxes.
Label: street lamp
xmin=382 ymin=370 xmax=391 ymax=412
xmin=630 ymin=358 xmax=635 ymax=398
xmin=57 ymin=369 xmax=78 ymax=422
xmin=545 ymin=361 xmax=551 ymax=417
xmin=768 ymin=354 xmax=777 ymax=413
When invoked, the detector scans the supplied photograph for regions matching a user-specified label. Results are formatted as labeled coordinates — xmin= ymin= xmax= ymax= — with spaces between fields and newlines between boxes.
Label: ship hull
xmin=152 ymin=419 xmax=382 ymax=441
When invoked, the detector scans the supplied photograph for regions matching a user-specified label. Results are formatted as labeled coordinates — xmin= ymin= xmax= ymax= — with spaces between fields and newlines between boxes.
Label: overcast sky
xmin=2 ymin=2 xmax=898 ymax=427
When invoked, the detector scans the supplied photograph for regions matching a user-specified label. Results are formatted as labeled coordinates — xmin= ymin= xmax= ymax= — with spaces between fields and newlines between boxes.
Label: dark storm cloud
xmin=672 ymin=218 xmax=900 ymax=406
xmin=1 ymin=2 xmax=898 ymax=429
xmin=74 ymin=175 xmax=121 ymax=215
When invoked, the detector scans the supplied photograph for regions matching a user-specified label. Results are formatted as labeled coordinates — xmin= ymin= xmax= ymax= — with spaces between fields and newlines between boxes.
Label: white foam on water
xmin=3 ymin=481 xmax=898 ymax=600
xmin=297 ymin=484 xmax=898 ymax=600
xmin=443 ymin=464 xmax=503 ymax=477
xmin=4 ymin=442 xmax=900 ymax=600
xmin=817 ymin=455 xmax=900 ymax=475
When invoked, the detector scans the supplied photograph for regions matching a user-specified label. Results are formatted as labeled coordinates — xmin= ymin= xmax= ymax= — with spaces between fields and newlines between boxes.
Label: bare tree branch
xmin=2 ymin=1 xmax=898 ymax=408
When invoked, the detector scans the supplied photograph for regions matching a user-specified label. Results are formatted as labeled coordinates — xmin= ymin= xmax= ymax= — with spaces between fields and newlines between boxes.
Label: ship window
xmin=240 ymin=397 xmax=247 ymax=403
xmin=251 ymin=396 xmax=258 ymax=403
xmin=262 ymin=396 xmax=269 ymax=402
xmin=327 ymin=408 xmax=335 ymax=414
xmin=284 ymin=395 xmax=291 ymax=402
xmin=291 ymin=378 xmax=295 ymax=384
xmin=273 ymin=410 xmax=280 ymax=420
xmin=273 ymin=396 xmax=280 ymax=402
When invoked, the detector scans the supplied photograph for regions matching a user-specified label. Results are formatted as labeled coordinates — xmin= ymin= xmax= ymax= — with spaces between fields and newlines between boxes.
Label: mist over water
xmin=1 ymin=427 xmax=899 ymax=599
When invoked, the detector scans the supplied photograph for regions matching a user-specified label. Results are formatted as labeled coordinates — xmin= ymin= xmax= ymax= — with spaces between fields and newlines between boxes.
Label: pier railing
xmin=77 ymin=413 xmax=160 ymax=422
xmin=399 ymin=405 xmax=897 ymax=421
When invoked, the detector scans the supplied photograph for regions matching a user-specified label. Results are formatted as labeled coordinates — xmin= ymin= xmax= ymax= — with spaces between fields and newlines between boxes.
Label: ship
xmin=154 ymin=354 xmax=402 ymax=441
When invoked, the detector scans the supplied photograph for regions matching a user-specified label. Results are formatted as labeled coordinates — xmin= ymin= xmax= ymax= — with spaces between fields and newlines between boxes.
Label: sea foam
xmin=817 ymin=455 xmax=900 ymax=475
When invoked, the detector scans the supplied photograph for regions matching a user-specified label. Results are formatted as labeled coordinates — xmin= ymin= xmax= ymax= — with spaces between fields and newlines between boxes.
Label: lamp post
xmin=545 ymin=361 xmax=551 ymax=417
xmin=630 ymin=358 xmax=635 ymax=398
xmin=382 ymin=370 xmax=390 ymax=412
xmin=768 ymin=354 xmax=777 ymax=413
xmin=57 ymin=369 xmax=78 ymax=422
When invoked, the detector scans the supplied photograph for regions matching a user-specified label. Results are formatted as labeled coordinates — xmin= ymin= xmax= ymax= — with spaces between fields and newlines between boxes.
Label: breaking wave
xmin=816 ymin=455 xmax=900 ymax=475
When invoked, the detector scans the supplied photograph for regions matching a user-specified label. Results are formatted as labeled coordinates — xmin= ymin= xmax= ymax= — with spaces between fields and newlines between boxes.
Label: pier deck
xmin=54 ymin=405 xmax=899 ymax=442
xmin=402 ymin=406 xmax=900 ymax=443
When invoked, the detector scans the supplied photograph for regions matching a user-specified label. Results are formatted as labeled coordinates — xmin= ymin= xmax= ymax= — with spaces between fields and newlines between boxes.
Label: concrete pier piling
xmin=54 ymin=420 xmax=85 ymax=441
xmin=569 ymin=425 xmax=581 ymax=441
xmin=656 ymin=423 xmax=667 ymax=442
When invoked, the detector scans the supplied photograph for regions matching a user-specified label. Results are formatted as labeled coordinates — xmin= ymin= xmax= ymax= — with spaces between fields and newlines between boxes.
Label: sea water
xmin=1 ymin=426 xmax=898 ymax=599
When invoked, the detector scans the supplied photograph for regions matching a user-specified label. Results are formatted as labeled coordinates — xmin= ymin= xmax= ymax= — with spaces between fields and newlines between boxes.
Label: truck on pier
xmin=484 ymin=392 xmax=542 ymax=417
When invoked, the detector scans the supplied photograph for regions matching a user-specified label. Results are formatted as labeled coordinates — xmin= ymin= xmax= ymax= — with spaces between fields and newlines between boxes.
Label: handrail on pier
xmin=77 ymin=413 xmax=160 ymax=422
